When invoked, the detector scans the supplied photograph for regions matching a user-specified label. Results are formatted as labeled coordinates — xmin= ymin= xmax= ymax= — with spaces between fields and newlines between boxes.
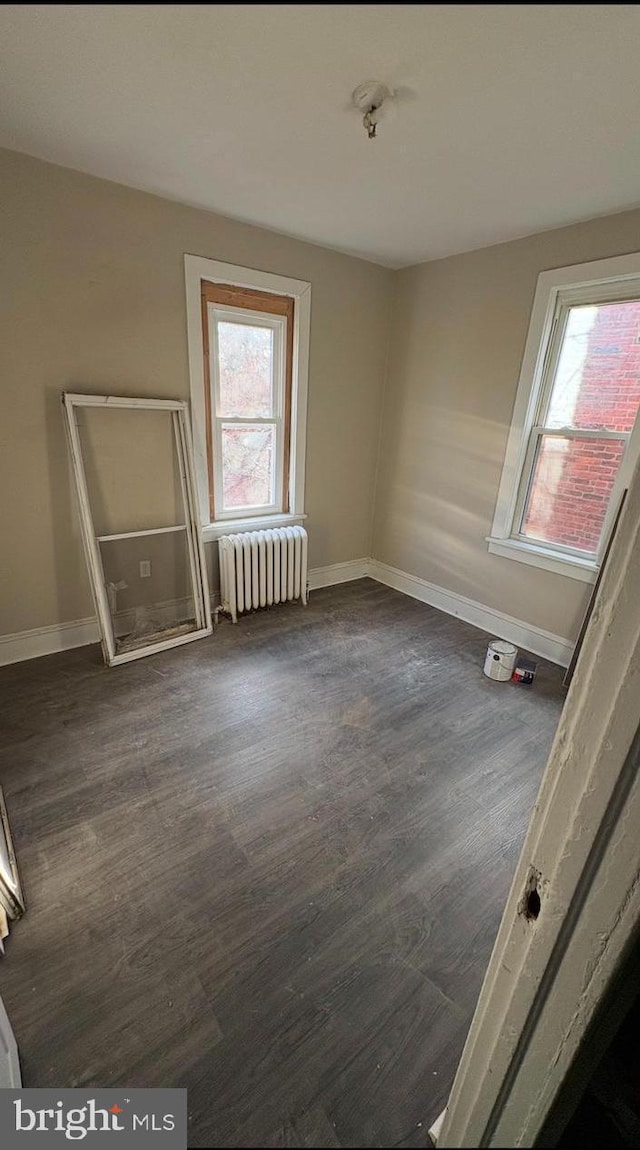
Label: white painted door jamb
xmin=0 ymin=994 xmax=20 ymax=1087
xmin=436 ymin=448 xmax=640 ymax=1147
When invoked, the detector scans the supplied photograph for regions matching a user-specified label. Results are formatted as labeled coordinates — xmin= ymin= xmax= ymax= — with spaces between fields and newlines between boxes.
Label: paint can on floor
xmin=483 ymin=639 xmax=518 ymax=681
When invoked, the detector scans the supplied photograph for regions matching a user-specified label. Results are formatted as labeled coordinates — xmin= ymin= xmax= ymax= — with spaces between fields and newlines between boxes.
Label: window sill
xmin=202 ymin=512 xmax=306 ymax=543
xmin=487 ymin=536 xmax=598 ymax=584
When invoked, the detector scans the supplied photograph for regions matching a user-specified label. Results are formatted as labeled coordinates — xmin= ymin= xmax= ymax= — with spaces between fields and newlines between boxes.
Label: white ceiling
xmin=1 ymin=4 xmax=640 ymax=267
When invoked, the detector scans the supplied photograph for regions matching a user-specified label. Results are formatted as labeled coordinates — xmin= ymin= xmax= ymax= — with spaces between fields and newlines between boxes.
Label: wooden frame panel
xmin=207 ymin=305 xmax=287 ymax=521
xmin=62 ymin=393 xmax=212 ymax=667
xmin=200 ymin=281 xmax=294 ymax=523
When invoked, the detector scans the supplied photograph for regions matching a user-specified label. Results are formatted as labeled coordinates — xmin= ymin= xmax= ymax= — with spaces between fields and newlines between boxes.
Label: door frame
xmin=0 ymin=995 xmax=20 ymax=1088
xmin=436 ymin=450 xmax=640 ymax=1146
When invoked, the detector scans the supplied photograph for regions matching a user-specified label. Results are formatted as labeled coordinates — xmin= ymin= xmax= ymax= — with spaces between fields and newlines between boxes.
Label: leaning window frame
xmin=62 ymin=392 xmax=213 ymax=667
xmin=488 ymin=252 xmax=640 ymax=584
xmin=184 ymin=255 xmax=311 ymax=543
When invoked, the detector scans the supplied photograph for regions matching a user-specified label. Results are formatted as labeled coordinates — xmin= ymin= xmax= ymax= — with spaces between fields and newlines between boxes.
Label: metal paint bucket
xmin=483 ymin=639 xmax=518 ymax=681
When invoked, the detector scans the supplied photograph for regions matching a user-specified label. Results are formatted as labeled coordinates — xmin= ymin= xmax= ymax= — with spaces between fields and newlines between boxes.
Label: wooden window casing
xmin=201 ymin=281 xmax=294 ymax=522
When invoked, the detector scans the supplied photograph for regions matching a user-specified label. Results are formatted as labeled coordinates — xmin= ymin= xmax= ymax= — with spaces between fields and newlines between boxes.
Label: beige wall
xmin=4 ymin=144 xmax=640 ymax=646
xmin=0 ymin=148 xmax=392 ymax=635
xmin=372 ymin=209 xmax=640 ymax=642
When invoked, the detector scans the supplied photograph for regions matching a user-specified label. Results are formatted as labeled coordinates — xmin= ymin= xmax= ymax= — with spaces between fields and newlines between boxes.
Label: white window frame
xmin=62 ymin=392 xmax=213 ymax=667
xmin=185 ymin=255 xmax=310 ymax=542
xmin=488 ymin=252 xmax=640 ymax=584
xmin=208 ymin=305 xmax=286 ymax=520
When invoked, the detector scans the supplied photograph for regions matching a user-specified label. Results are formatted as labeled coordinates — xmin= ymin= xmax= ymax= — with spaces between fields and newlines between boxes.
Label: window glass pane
xmin=80 ymin=407 xmax=185 ymax=536
xmin=217 ymin=322 xmax=273 ymax=417
xmin=99 ymin=531 xmax=197 ymax=656
xmin=521 ymin=434 xmax=625 ymax=555
xmin=547 ymin=300 xmax=640 ymax=432
xmin=221 ymin=424 xmax=274 ymax=509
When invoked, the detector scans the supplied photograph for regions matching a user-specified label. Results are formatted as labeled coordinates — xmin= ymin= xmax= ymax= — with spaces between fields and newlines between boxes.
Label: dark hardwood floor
xmin=0 ymin=579 xmax=566 ymax=1147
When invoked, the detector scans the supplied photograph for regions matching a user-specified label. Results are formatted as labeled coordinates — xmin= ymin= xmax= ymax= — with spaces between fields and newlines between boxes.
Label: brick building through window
xmin=521 ymin=299 xmax=640 ymax=556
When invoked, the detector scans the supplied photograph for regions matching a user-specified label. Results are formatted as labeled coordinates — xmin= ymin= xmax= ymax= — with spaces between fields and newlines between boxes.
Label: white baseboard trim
xmin=0 ymin=558 xmax=574 ymax=669
xmin=369 ymin=559 xmax=574 ymax=667
xmin=307 ymin=558 xmax=370 ymax=590
xmin=0 ymin=596 xmax=195 ymax=667
xmin=0 ymin=616 xmax=99 ymax=667
xmin=1 ymin=566 xmax=370 ymax=665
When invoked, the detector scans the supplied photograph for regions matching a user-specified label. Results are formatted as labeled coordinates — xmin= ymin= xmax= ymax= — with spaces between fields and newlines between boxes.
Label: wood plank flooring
xmin=0 ymin=579 xmax=565 ymax=1147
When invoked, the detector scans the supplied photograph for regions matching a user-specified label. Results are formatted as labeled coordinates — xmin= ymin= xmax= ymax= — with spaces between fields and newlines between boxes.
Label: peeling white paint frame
xmin=438 ymin=447 xmax=640 ymax=1145
xmin=62 ymin=393 xmax=212 ymax=667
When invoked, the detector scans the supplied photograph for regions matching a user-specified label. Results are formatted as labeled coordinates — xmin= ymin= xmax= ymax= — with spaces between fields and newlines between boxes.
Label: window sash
xmin=214 ymin=418 xmax=281 ymax=518
xmin=513 ymin=426 xmax=630 ymax=560
xmin=508 ymin=289 xmax=640 ymax=563
xmin=532 ymin=294 xmax=640 ymax=433
xmin=208 ymin=305 xmax=287 ymax=519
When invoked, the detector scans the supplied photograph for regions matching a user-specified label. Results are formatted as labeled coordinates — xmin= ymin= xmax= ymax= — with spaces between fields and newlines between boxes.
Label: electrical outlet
xmin=139 ymin=560 xmax=151 ymax=578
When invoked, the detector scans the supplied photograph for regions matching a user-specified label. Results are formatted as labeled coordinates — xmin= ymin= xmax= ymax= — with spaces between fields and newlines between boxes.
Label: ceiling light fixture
xmin=352 ymin=80 xmax=391 ymax=140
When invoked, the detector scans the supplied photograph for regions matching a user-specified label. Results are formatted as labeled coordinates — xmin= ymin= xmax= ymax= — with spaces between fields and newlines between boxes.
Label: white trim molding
xmin=486 ymin=535 xmax=597 ymax=584
xmin=490 ymin=250 xmax=640 ymax=581
xmin=0 ymin=597 xmax=199 ymax=668
xmin=0 ymin=561 xmax=368 ymax=665
xmin=0 ymin=617 xmax=99 ymax=666
xmin=184 ymin=254 xmax=311 ymax=532
xmin=307 ymin=559 xmax=370 ymax=590
xmin=0 ymin=559 xmax=574 ymax=669
xmin=369 ymin=559 xmax=574 ymax=666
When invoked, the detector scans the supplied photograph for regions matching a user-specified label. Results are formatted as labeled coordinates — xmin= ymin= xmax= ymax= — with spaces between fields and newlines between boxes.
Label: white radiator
xmin=218 ymin=526 xmax=308 ymax=623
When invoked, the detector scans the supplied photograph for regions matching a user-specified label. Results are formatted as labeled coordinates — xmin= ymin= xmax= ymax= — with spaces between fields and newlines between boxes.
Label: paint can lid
xmin=488 ymin=639 xmax=517 ymax=656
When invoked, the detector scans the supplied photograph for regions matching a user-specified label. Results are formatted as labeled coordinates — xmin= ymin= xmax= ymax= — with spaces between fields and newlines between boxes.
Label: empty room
xmin=1 ymin=5 xmax=640 ymax=1148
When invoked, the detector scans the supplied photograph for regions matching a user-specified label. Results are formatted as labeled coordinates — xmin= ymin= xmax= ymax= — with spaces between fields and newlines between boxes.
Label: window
xmin=201 ymin=283 xmax=293 ymax=520
xmin=184 ymin=257 xmax=310 ymax=541
xmin=489 ymin=254 xmax=640 ymax=583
